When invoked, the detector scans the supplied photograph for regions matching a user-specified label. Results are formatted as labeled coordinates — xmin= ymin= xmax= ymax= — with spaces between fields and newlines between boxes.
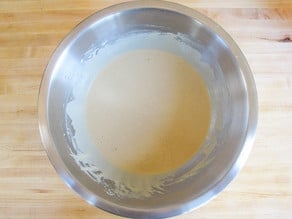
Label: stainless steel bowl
xmin=38 ymin=1 xmax=258 ymax=218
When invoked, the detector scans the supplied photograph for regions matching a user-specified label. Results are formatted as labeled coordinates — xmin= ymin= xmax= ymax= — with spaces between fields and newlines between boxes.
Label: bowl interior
xmin=39 ymin=1 xmax=256 ymax=218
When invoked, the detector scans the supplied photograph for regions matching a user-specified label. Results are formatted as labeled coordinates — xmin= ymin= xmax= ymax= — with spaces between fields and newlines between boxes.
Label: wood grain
xmin=0 ymin=1 xmax=291 ymax=218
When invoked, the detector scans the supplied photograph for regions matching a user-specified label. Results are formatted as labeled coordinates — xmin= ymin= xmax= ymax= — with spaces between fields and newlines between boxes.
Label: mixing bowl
xmin=38 ymin=1 xmax=258 ymax=218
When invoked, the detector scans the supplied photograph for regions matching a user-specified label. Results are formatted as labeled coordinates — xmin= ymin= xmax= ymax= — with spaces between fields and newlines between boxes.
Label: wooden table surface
xmin=0 ymin=0 xmax=291 ymax=218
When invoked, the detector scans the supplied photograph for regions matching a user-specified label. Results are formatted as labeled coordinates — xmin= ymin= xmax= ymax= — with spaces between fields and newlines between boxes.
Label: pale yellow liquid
xmin=86 ymin=49 xmax=211 ymax=175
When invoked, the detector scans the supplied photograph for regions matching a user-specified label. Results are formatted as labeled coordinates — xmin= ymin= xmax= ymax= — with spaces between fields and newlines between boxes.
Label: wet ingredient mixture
xmin=86 ymin=49 xmax=211 ymax=175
